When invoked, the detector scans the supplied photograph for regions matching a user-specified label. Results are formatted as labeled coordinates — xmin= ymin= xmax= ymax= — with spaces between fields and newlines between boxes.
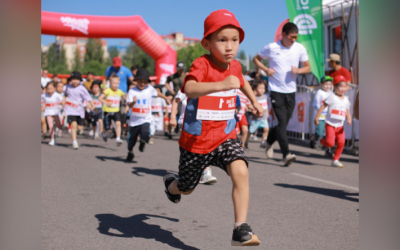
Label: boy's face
xmin=92 ymin=85 xmax=100 ymax=94
xmin=334 ymin=82 xmax=348 ymax=96
xmin=255 ymin=84 xmax=265 ymax=96
xmin=136 ymin=79 xmax=148 ymax=90
xmin=71 ymin=79 xmax=80 ymax=87
xmin=203 ymin=25 xmax=240 ymax=68
xmin=46 ymin=84 xmax=55 ymax=95
xmin=56 ymin=82 xmax=64 ymax=93
xmin=321 ymin=81 xmax=332 ymax=91
xmin=110 ymin=79 xmax=120 ymax=91
xmin=167 ymin=95 xmax=173 ymax=102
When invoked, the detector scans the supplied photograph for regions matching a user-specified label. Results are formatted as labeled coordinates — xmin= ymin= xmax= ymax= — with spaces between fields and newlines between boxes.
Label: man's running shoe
xmin=72 ymin=141 xmax=79 ymax=150
xmin=101 ymin=132 xmax=108 ymax=142
xmin=163 ymin=174 xmax=181 ymax=203
xmin=265 ymin=143 xmax=274 ymax=158
xmin=48 ymin=139 xmax=56 ymax=146
xmin=283 ymin=153 xmax=296 ymax=166
xmin=231 ymin=223 xmax=260 ymax=246
xmin=331 ymin=160 xmax=344 ymax=168
xmin=116 ymin=139 xmax=123 ymax=147
xmin=139 ymin=140 xmax=146 ymax=152
xmin=125 ymin=152 xmax=134 ymax=163
xmin=199 ymin=169 xmax=217 ymax=184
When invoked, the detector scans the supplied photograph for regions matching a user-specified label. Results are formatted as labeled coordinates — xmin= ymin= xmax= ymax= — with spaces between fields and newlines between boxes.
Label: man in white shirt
xmin=253 ymin=22 xmax=311 ymax=166
xmin=41 ymin=69 xmax=52 ymax=88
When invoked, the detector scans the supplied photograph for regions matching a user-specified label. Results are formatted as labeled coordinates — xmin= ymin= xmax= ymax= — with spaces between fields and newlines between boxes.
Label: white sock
xmin=116 ymin=137 xmax=120 ymax=141
xmin=73 ymin=140 xmax=77 ymax=144
xmin=234 ymin=222 xmax=246 ymax=229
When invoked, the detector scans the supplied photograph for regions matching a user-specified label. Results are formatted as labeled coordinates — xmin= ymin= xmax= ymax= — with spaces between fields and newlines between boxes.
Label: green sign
xmin=285 ymin=0 xmax=324 ymax=81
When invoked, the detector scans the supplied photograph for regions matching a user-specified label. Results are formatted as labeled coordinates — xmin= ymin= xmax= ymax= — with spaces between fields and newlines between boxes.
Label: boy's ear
xmin=201 ymin=39 xmax=210 ymax=51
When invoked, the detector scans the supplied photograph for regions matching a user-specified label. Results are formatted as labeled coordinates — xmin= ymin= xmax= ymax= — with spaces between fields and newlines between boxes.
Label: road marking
xmin=290 ymin=173 xmax=359 ymax=192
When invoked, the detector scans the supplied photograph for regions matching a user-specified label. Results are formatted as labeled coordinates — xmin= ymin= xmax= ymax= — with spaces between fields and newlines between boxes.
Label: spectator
xmin=41 ymin=69 xmax=51 ymax=88
xmin=104 ymin=57 xmax=134 ymax=94
xmin=164 ymin=62 xmax=185 ymax=95
xmin=83 ymin=72 xmax=95 ymax=92
xmin=253 ymin=22 xmax=311 ymax=166
xmin=326 ymin=54 xmax=352 ymax=83
xmin=52 ymin=74 xmax=60 ymax=83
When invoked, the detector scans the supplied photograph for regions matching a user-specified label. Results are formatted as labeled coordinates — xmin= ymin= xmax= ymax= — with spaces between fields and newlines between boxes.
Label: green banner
xmin=285 ymin=0 xmax=324 ymax=81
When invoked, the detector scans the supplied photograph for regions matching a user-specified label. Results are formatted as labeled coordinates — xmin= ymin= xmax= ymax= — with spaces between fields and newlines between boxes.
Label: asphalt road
xmin=42 ymin=130 xmax=359 ymax=250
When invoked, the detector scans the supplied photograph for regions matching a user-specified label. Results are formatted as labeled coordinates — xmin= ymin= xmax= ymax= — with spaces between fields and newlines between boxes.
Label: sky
xmin=41 ymin=0 xmax=289 ymax=56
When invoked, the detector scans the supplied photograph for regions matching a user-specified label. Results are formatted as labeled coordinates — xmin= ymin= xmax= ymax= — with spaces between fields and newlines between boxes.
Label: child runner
xmin=163 ymin=91 xmax=173 ymax=139
xmin=314 ymin=75 xmax=352 ymax=167
xmin=41 ymin=87 xmax=47 ymax=138
xmin=236 ymin=89 xmax=250 ymax=148
xmin=149 ymin=86 xmax=168 ymax=144
xmin=163 ymin=9 xmax=263 ymax=246
xmin=55 ymin=81 xmax=66 ymax=138
xmin=170 ymin=90 xmax=218 ymax=184
xmin=42 ymin=82 xmax=64 ymax=146
xmin=63 ymin=71 xmax=94 ymax=149
xmin=89 ymin=81 xmax=104 ymax=139
xmin=312 ymin=76 xmax=333 ymax=156
xmin=125 ymin=69 xmax=170 ymax=162
xmin=98 ymin=74 xmax=126 ymax=146
xmin=248 ymin=82 xmax=269 ymax=148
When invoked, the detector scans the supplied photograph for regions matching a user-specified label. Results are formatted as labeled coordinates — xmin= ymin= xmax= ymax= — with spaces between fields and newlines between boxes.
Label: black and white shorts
xmin=177 ymin=139 xmax=248 ymax=192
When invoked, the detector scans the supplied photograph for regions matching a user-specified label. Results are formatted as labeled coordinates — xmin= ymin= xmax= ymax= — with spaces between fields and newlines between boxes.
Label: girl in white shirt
xmin=314 ymin=75 xmax=352 ymax=168
xmin=41 ymin=82 xmax=64 ymax=146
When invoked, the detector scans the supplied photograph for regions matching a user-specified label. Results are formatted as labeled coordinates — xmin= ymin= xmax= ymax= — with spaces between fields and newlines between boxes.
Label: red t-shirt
xmin=179 ymin=55 xmax=244 ymax=154
xmin=328 ymin=67 xmax=352 ymax=83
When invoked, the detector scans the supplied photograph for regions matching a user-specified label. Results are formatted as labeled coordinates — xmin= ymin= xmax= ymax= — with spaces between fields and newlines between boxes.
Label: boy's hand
xmin=170 ymin=118 xmax=177 ymax=129
xmin=221 ymin=75 xmax=241 ymax=91
xmin=105 ymin=101 xmax=112 ymax=107
xmin=166 ymin=99 xmax=171 ymax=105
xmin=347 ymin=119 xmax=352 ymax=126
xmin=252 ymin=102 xmax=264 ymax=117
xmin=314 ymin=118 xmax=319 ymax=125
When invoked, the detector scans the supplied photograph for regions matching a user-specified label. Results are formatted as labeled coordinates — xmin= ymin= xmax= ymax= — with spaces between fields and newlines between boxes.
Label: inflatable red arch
xmin=41 ymin=11 xmax=177 ymax=84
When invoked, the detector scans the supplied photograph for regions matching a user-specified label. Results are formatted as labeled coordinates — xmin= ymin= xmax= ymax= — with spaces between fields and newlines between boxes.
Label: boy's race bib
xmin=258 ymin=98 xmax=268 ymax=110
xmin=196 ymin=89 xmax=237 ymax=121
xmin=93 ymin=100 xmax=103 ymax=109
xmin=65 ymin=98 xmax=79 ymax=109
xmin=330 ymin=106 xmax=346 ymax=121
xmin=45 ymin=101 xmax=60 ymax=111
xmin=107 ymin=95 xmax=121 ymax=108
xmin=131 ymin=98 xmax=150 ymax=117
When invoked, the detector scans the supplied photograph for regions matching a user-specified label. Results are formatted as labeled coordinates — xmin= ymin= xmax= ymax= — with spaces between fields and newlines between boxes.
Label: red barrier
xmin=41 ymin=11 xmax=176 ymax=83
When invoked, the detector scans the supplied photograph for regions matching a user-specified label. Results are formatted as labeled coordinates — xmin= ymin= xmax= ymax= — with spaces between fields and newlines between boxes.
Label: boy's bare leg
xmin=227 ymin=159 xmax=249 ymax=223
xmin=71 ymin=121 xmax=77 ymax=141
xmin=41 ymin=117 xmax=47 ymax=134
xmin=98 ymin=119 xmax=103 ymax=134
xmin=115 ymin=121 xmax=121 ymax=138
xmin=77 ymin=125 xmax=83 ymax=132
xmin=241 ymin=125 xmax=249 ymax=146
xmin=47 ymin=116 xmax=54 ymax=139
xmin=262 ymin=127 xmax=269 ymax=142
xmin=168 ymin=179 xmax=195 ymax=195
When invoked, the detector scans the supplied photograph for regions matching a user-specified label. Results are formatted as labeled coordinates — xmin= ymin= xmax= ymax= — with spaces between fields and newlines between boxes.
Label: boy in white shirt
xmin=312 ymin=76 xmax=333 ymax=155
xmin=125 ymin=69 xmax=170 ymax=162
xmin=314 ymin=75 xmax=352 ymax=168
xmin=149 ymin=86 xmax=168 ymax=144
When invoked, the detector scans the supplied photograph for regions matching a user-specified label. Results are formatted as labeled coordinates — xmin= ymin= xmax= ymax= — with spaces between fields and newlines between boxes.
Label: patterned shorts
xmin=177 ymin=139 xmax=248 ymax=192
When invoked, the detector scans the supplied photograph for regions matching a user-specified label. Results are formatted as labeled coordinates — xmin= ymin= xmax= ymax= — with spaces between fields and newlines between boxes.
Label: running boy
xmin=163 ymin=91 xmax=173 ymax=139
xmin=98 ymin=74 xmax=126 ymax=146
xmin=89 ymin=81 xmax=104 ymax=139
xmin=314 ymin=75 xmax=352 ymax=168
xmin=63 ymin=71 xmax=94 ymax=149
xmin=149 ymin=85 xmax=168 ymax=144
xmin=42 ymin=82 xmax=64 ymax=146
xmin=312 ymin=76 xmax=333 ymax=156
xmin=125 ymin=69 xmax=170 ymax=162
xmin=248 ymin=81 xmax=269 ymax=148
xmin=163 ymin=9 xmax=263 ymax=246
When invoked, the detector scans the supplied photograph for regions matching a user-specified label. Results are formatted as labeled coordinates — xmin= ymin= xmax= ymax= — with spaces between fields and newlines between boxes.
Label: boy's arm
xmin=314 ymin=103 xmax=328 ymax=125
xmin=98 ymin=94 xmax=111 ymax=107
xmin=127 ymin=96 xmax=137 ymax=108
xmin=184 ymin=75 xmax=241 ymax=98
xmin=346 ymin=109 xmax=352 ymax=126
xmin=121 ymin=94 xmax=127 ymax=102
xmin=62 ymin=95 xmax=66 ymax=107
xmin=169 ymin=98 xmax=181 ymax=128
xmin=88 ymin=100 xmax=95 ymax=111
xmin=157 ymin=92 xmax=171 ymax=105
xmin=123 ymin=105 xmax=129 ymax=114
xmin=240 ymin=75 xmax=263 ymax=117
xmin=41 ymin=105 xmax=45 ymax=112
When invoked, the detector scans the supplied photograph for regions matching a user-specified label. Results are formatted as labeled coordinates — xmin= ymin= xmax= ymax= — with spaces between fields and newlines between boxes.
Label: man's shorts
xmin=103 ymin=111 xmax=121 ymax=130
xmin=67 ymin=115 xmax=83 ymax=126
xmin=177 ymin=139 xmax=248 ymax=192
xmin=249 ymin=119 xmax=269 ymax=133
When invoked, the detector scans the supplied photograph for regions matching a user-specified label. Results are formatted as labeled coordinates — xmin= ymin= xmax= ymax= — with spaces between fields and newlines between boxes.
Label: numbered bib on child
xmin=107 ymin=96 xmax=121 ymax=108
xmin=151 ymin=104 xmax=162 ymax=113
xmin=165 ymin=105 xmax=172 ymax=113
xmin=131 ymin=99 xmax=150 ymax=117
xmin=196 ymin=89 xmax=237 ymax=121
xmin=65 ymin=97 xmax=79 ymax=109
xmin=330 ymin=106 xmax=346 ymax=121
xmin=93 ymin=100 xmax=103 ymax=109
xmin=45 ymin=101 xmax=60 ymax=112
xmin=259 ymin=98 xmax=268 ymax=111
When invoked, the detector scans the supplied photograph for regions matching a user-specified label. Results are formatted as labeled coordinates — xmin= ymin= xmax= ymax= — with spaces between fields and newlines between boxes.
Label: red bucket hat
xmin=202 ymin=9 xmax=245 ymax=44
xmin=333 ymin=75 xmax=347 ymax=85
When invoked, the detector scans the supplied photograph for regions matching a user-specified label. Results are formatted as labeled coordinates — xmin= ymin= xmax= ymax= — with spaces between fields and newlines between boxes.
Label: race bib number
xmin=45 ymin=102 xmax=60 ymax=111
xmin=152 ymin=104 xmax=162 ymax=113
xmin=330 ymin=106 xmax=346 ymax=121
xmin=93 ymin=100 xmax=103 ymax=109
xmin=107 ymin=95 xmax=121 ymax=108
xmin=259 ymin=99 xmax=268 ymax=110
xmin=65 ymin=98 xmax=79 ymax=109
xmin=196 ymin=89 xmax=236 ymax=120
xmin=131 ymin=98 xmax=150 ymax=117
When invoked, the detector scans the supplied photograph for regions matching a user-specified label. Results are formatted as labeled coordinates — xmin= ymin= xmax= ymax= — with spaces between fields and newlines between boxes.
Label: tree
xmin=72 ymin=47 xmax=82 ymax=71
xmin=237 ymin=50 xmax=247 ymax=74
xmin=81 ymin=60 xmax=108 ymax=76
xmin=123 ymin=42 xmax=154 ymax=74
xmin=85 ymin=38 xmax=104 ymax=63
xmin=177 ymin=42 xmax=208 ymax=70
xmin=108 ymin=46 xmax=119 ymax=63
xmin=44 ymin=43 xmax=70 ymax=74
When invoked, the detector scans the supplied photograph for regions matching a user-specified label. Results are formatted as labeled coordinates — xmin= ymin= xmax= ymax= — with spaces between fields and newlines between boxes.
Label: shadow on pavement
xmin=289 ymin=149 xmax=359 ymax=164
xmin=274 ymin=183 xmax=359 ymax=202
xmin=132 ymin=167 xmax=177 ymax=177
xmin=95 ymin=156 xmax=136 ymax=163
xmin=95 ymin=213 xmax=199 ymax=250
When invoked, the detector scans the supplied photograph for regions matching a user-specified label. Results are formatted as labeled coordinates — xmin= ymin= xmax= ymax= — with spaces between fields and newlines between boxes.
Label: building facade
xmin=161 ymin=32 xmax=199 ymax=50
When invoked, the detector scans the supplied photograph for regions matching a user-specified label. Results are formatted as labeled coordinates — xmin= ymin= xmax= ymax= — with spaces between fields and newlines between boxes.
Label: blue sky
xmin=41 ymin=0 xmax=289 ymax=56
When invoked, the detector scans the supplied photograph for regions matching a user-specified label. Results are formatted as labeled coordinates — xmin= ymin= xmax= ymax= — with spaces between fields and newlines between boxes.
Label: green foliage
xmin=123 ymin=42 xmax=154 ymax=74
xmin=43 ymin=44 xmax=70 ymax=74
xmin=177 ymin=42 xmax=208 ymax=70
xmin=81 ymin=60 xmax=108 ymax=76
xmin=237 ymin=50 xmax=247 ymax=74
xmin=84 ymin=38 xmax=104 ymax=63
xmin=72 ymin=47 xmax=82 ymax=72
xmin=108 ymin=46 xmax=119 ymax=63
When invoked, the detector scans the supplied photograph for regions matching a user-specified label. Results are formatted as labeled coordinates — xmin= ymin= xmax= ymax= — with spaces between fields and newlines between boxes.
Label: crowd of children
xmin=41 ymin=9 xmax=354 ymax=247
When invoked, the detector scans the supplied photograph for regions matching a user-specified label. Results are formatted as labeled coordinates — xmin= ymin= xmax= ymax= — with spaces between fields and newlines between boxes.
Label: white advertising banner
xmin=287 ymin=92 xmax=310 ymax=134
